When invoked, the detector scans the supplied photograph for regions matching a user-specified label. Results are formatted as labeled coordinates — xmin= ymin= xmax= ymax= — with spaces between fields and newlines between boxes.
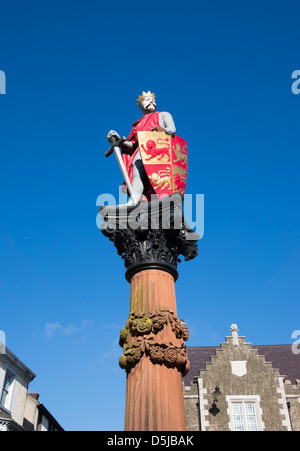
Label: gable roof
xmin=0 ymin=344 xmax=36 ymax=383
xmin=184 ymin=345 xmax=300 ymax=386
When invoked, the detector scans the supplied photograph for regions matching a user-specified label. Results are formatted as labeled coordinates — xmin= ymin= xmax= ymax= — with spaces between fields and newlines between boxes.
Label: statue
xmin=101 ymin=91 xmax=198 ymax=282
xmin=106 ymin=91 xmax=188 ymax=205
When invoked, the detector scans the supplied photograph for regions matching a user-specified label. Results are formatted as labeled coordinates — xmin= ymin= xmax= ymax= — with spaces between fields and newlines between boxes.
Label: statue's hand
xmin=120 ymin=140 xmax=134 ymax=155
xmin=107 ymin=130 xmax=120 ymax=142
xmin=164 ymin=126 xmax=176 ymax=136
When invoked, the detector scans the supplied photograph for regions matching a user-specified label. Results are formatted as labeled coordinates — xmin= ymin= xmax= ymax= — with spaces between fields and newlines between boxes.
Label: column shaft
xmin=124 ymin=269 xmax=186 ymax=431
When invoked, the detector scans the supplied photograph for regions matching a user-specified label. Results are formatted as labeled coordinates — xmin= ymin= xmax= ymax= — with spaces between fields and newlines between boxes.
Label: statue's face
xmin=141 ymin=96 xmax=156 ymax=112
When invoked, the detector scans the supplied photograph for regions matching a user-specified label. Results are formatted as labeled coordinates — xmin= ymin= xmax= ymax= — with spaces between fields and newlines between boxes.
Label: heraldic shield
xmin=137 ymin=131 xmax=188 ymax=197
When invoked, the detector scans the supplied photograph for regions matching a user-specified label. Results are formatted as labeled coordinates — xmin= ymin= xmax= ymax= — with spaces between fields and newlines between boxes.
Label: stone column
xmin=123 ymin=269 xmax=189 ymax=431
xmin=99 ymin=195 xmax=199 ymax=431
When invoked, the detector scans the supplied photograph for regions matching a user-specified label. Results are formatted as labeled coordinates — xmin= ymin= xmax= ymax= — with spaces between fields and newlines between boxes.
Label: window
xmin=226 ymin=396 xmax=264 ymax=431
xmin=232 ymin=402 xmax=258 ymax=431
xmin=0 ymin=369 xmax=15 ymax=410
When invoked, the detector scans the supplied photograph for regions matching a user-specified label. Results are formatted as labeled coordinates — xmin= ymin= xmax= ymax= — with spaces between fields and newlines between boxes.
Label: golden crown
xmin=137 ymin=91 xmax=156 ymax=105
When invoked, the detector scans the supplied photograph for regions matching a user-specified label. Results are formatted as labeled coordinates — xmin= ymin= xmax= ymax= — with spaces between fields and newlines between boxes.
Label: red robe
xmin=121 ymin=112 xmax=160 ymax=199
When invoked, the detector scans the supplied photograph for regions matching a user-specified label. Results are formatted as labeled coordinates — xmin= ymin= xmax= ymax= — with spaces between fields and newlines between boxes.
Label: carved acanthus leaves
xmin=118 ymin=309 xmax=190 ymax=376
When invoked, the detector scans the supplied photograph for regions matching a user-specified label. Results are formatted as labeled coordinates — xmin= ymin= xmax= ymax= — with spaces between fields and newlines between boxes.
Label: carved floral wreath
xmin=118 ymin=308 xmax=190 ymax=376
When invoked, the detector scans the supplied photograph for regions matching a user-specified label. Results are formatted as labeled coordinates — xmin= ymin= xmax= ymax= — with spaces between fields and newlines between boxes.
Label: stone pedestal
xmin=99 ymin=195 xmax=199 ymax=431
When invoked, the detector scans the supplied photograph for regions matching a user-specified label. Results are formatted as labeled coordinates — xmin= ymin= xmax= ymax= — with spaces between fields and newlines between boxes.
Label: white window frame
xmin=226 ymin=395 xmax=264 ymax=431
xmin=0 ymin=367 xmax=16 ymax=412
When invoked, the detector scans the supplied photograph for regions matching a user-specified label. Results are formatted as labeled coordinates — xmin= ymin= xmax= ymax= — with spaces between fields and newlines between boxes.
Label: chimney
xmin=28 ymin=393 xmax=40 ymax=401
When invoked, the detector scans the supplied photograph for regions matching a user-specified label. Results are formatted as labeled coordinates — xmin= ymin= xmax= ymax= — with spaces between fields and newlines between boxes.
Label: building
xmin=183 ymin=325 xmax=300 ymax=431
xmin=0 ymin=342 xmax=63 ymax=431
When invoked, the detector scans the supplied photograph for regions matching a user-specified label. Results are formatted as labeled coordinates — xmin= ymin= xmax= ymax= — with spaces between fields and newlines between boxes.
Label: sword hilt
xmin=105 ymin=136 xmax=126 ymax=157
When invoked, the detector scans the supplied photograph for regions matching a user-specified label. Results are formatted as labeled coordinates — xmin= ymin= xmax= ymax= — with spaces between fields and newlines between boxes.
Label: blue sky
xmin=0 ymin=0 xmax=299 ymax=431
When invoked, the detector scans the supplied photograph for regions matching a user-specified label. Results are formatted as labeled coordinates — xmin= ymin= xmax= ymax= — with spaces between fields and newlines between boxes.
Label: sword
xmin=105 ymin=135 xmax=139 ymax=206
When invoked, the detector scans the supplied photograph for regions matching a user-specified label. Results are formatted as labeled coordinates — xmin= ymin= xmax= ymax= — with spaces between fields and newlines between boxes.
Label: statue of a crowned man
xmin=107 ymin=91 xmax=187 ymax=205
